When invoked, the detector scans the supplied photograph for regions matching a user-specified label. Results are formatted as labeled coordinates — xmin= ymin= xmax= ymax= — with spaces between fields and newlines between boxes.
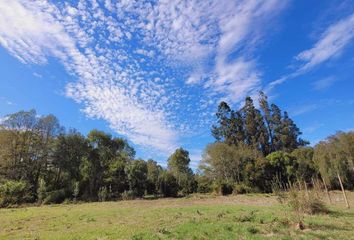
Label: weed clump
xmin=274 ymin=183 xmax=329 ymax=230
xmin=287 ymin=187 xmax=329 ymax=215
xmin=246 ymin=226 xmax=259 ymax=234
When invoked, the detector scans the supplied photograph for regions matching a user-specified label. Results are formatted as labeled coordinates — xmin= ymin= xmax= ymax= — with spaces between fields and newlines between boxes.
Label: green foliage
xmin=43 ymin=189 xmax=66 ymax=204
xmin=121 ymin=190 xmax=135 ymax=200
xmin=212 ymin=182 xmax=233 ymax=195
xmin=233 ymin=183 xmax=253 ymax=194
xmin=0 ymin=180 xmax=32 ymax=207
xmin=195 ymin=174 xmax=212 ymax=193
xmin=98 ymin=186 xmax=108 ymax=202
xmin=266 ymin=151 xmax=297 ymax=186
xmin=37 ymin=178 xmax=47 ymax=204
xmin=167 ymin=148 xmax=195 ymax=195
xmin=146 ymin=159 xmax=161 ymax=194
xmin=291 ymin=147 xmax=317 ymax=182
xmin=0 ymin=107 xmax=353 ymax=208
xmin=201 ymin=142 xmax=267 ymax=191
xmin=73 ymin=181 xmax=79 ymax=202
xmin=313 ymin=132 xmax=354 ymax=189
xmin=212 ymin=92 xmax=307 ymax=156
xmin=126 ymin=159 xmax=148 ymax=197
xmin=158 ymin=170 xmax=178 ymax=197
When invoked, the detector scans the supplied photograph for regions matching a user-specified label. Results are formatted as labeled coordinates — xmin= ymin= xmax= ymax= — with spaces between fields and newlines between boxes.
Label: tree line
xmin=0 ymin=110 xmax=194 ymax=206
xmin=200 ymin=92 xmax=353 ymax=206
xmin=0 ymin=92 xmax=353 ymax=207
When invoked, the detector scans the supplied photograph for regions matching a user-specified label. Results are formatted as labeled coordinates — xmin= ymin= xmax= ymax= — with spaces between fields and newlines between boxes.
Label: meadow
xmin=0 ymin=191 xmax=353 ymax=240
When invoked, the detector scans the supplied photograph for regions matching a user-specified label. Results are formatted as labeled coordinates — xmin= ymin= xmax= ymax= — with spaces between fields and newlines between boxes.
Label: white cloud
xmin=206 ymin=58 xmax=261 ymax=103
xmin=303 ymin=123 xmax=324 ymax=134
xmin=312 ymin=76 xmax=338 ymax=91
xmin=296 ymin=13 xmax=354 ymax=72
xmin=267 ymin=13 xmax=354 ymax=92
xmin=188 ymin=149 xmax=203 ymax=169
xmin=33 ymin=72 xmax=43 ymax=78
xmin=0 ymin=0 xmax=178 ymax=154
xmin=0 ymin=0 xmax=288 ymax=156
xmin=183 ymin=0 xmax=287 ymax=103
xmin=291 ymin=104 xmax=319 ymax=117
xmin=135 ymin=49 xmax=155 ymax=58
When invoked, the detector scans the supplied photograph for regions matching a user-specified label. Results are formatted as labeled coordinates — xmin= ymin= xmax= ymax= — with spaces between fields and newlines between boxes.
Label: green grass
xmin=0 ymin=193 xmax=353 ymax=240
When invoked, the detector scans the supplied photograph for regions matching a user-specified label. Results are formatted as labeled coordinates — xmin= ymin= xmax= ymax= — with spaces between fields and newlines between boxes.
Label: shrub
xmin=43 ymin=189 xmax=66 ymax=204
xmin=121 ymin=190 xmax=135 ymax=200
xmin=73 ymin=181 xmax=80 ymax=202
xmin=233 ymin=183 xmax=253 ymax=194
xmin=274 ymin=184 xmax=329 ymax=229
xmin=98 ymin=186 xmax=108 ymax=202
xmin=196 ymin=175 xmax=212 ymax=193
xmin=287 ymin=187 xmax=328 ymax=215
xmin=212 ymin=182 xmax=233 ymax=195
xmin=0 ymin=180 xmax=32 ymax=207
xmin=158 ymin=171 xmax=178 ymax=197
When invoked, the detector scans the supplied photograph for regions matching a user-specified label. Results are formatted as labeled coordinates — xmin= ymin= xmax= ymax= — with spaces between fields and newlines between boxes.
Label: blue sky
xmin=0 ymin=0 xmax=354 ymax=168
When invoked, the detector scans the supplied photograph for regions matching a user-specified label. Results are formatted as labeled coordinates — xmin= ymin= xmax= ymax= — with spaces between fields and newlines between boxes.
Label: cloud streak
xmin=296 ymin=13 xmax=354 ymax=72
xmin=267 ymin=12 xmax=354 ymax=91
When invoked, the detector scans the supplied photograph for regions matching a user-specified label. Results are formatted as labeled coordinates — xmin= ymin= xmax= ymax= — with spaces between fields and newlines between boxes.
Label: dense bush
xmin=0 ymin=180 xmax=32 ymax=207
xmin=98 ymin=186 xmax=109 ymax=202
xmin=212 ymin=182 xmax=233 ymax=195
xmin=158 ymin=171 xmax=178 ymax=197
xmin=121 ymin=190 xmax=135 ymax=200
xmin=37 ymin=178 xmax=47 ymax=204
xmin=195 ymin=175 xmax=212 ymax=193
xmin=287 ymin=188 xmax=328 ymax=215
xmin=233 ymin=183 xmax=253 ymax=194
xmin=43 ymin=189 xmax=67 ymax=204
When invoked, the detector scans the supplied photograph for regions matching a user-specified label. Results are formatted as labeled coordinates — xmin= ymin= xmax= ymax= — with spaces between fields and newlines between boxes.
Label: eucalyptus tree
xmin=200 ymin=142 xmax=266 ymax=190
xmin=81 ymin=130 xmax=135 ymax=200
xmin=146 ymin=159 xmax=162 ymax=194
xmin=167 ymin=148 xmax=195 ymax=194
xmin=313 ymin=134 xmax=352 ymax=208
xmin=52 ymin=130 xmax=88 ymax=192
xmin=337 ymin=131 xmax=354 ymax=172
xmin=291 ymin=147 xmax=317 ymax=184
xmin=212 ymin=93 xmax=307 ymax=157
xmin=126 ymin=159 xmax=148 ymax=197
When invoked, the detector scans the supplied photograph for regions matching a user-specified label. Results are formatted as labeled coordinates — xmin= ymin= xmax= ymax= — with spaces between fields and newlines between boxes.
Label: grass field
xmin=0 ymin=191 xmax=353 ymax=240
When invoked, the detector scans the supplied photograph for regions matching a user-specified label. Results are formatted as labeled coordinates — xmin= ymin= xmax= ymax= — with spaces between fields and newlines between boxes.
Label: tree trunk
xmin=312 ymin=177 xmax=319 ymax=199
xmin=303 ymin=180 xmax=309 ymax=198
xmin=321 ymin=176 xmax=332 ymax=204
xmin=297 ymin=178 xmax=302 ymax=191
xmin=337 ymin=172 xmax=350 ymax=209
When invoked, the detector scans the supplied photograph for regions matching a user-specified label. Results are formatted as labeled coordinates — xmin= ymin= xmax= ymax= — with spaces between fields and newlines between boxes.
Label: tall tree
xmin=0 ymin=110 xmax=62 ymax=198
xmin=313 ymin=134 xmax=353 ymax=208
xmin=291 ymin=147 xmax=317 ymax=183
xmin=259 ymin=91 xmax=274 ymax=151
xmin=212 ymin=93 xmax=306 ymax=156
xmin=126 ymin=159 xmax=148 ymax=197
xmin=212 ymin=101 xmax=232 ymax=143
xmin=201 ymin=142 xmax=266 ymax=190
xmin=52 ymin=130 xmax=88 ymax=189
xmin=241 ymin=97 xmax=269 ymax=155
xmin=81 ymin=130 xmax=135 ymax=199
xmin=270 ymin=103 xmax=283 ymax=151
xmin=167 ymin=148 xmax=195 ymax=194
xmin=146 ymin=159 xmax=162 ymax=194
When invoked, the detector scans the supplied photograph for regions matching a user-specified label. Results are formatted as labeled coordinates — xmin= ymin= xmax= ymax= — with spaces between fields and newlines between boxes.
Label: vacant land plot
xmin=0 ymin=192 xmax=353 ymax=240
